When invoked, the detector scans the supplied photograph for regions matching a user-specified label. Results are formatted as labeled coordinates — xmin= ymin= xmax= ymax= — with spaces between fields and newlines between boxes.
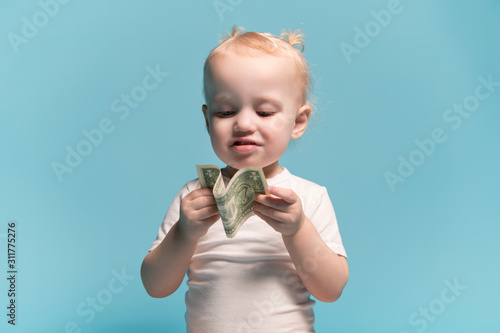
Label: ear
xmin=291 ymin=104 xmax=311 ymax=139
xmin=202 ymin=104 xmax=210 ymax=133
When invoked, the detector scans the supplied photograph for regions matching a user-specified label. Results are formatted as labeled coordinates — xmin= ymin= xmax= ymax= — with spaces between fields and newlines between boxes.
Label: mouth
xmin=232 ymin=140 xmax=258 ymax=146
xmin=231 ymin=140 xmax=260 ymax=152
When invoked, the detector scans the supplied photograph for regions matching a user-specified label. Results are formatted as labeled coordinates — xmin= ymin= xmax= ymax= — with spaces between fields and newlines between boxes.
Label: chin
xmin=216 ymin=152 xmax=275 ymax=170
xmin=221 ymin=159 xmax=261 ymax=170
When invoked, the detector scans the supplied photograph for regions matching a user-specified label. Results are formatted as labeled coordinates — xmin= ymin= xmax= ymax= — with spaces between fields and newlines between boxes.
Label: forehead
xmin=206 ymin=49 xmax=301 ymax=104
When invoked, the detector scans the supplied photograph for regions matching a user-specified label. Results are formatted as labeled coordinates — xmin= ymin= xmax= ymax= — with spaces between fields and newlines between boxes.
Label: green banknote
xmin=196 ymin=165 xmax=268 ymax=238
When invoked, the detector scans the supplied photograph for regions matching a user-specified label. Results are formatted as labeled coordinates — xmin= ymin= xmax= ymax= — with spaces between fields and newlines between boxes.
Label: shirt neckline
xmin=266 ymin=167 xmax=291 ymax=186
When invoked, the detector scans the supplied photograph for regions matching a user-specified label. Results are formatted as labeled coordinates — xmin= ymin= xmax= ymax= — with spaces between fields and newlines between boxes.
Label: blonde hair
xmin=202 ymin=26 xmax=315 ymax=112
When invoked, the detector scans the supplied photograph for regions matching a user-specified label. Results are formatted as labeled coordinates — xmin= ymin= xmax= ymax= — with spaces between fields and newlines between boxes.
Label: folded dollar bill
xmin=196 ymin=165 xmax=268 ymax=238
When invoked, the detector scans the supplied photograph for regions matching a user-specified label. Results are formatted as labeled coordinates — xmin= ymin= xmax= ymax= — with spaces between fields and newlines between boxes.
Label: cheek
xmin=209 ymin=120 xmax=228 ymax=143
xmin=267 ymin=116 xmax=294 ymax=136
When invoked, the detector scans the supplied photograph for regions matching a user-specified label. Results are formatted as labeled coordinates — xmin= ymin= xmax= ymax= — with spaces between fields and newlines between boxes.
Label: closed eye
xmin=257 ymin=111 xmax=275 ymax=117
xmin=216 ymin=111 xmax=236 ymax=117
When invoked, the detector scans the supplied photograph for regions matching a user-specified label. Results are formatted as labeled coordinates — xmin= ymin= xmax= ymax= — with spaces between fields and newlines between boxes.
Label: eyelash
xmin=216 ymin=111 xmax=274 ymax=118
xmin=217 ymin=111 xmax=236 ymax=117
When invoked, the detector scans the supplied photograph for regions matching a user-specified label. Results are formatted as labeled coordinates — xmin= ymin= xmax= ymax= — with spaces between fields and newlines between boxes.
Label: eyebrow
xmin=211 ymin=95 xmax=282 ymax=109
xmin=211 ymin=94 xmax=231 ymax=103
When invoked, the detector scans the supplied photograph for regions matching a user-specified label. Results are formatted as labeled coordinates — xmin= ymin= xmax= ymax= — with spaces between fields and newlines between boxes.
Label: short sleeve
xmin=148 ymin=180 xmax=199 ymax=252
xmin=306 ymin=186 xmax=347 ymax=259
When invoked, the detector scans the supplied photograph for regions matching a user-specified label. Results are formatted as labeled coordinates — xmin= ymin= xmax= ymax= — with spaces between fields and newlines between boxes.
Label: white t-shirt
xmin=149 ymin=168 xmax=347 ymax=333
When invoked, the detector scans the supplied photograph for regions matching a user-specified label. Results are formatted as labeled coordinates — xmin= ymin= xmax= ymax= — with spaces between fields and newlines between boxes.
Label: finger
xmin=201 ymin=212 xmax=220 ymax=224
xmin=190 ymin=188 xmax=216 ymax=198
xmin=253 ymin=201 xmax=290 ymax=223
xmin=184 ymin=189 xmax=212 ymax=206
xmin=194 ymin=204 xmax=220 ymax=219
xmin=253 ymin=209 xmax=282 ymax=232
xmin=254 ymin=193 xmax=289 ymax=212
xmin=200 ymin=211 xmax=220 ymax=223
xmin=267 ymin=186 xmax=298 ymax=204
xmin=190 ymin=194 xmax=217 ymax=210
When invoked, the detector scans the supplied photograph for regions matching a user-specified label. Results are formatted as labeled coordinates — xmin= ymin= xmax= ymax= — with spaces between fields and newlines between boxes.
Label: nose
xmin=233 ymin=109 xmax=257 ymax=134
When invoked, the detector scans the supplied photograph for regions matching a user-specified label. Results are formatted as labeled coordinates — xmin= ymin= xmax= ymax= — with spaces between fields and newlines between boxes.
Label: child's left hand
xmin=253 ymin=186 xmax=305 ymax=236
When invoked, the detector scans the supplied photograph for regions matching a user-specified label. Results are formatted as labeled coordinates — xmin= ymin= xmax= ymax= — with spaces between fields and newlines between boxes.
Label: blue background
xmin=1 ymin=0 xmax=499 ymax=332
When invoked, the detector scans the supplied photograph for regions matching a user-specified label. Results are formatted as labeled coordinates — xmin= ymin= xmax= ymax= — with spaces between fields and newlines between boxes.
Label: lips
xmin=231 ymin=139 xmax=260 ymax=152
xmin=233 ymin=140 xmax=258 ymax=146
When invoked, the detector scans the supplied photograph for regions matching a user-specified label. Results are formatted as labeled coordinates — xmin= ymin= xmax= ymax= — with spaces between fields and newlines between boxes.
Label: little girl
xmin=141 ymin=26 xmax=349 ymax=333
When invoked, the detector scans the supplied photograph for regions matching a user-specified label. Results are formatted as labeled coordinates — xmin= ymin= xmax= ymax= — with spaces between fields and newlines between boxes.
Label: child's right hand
xmin=178 ymin=188 xmax=220 ymax=241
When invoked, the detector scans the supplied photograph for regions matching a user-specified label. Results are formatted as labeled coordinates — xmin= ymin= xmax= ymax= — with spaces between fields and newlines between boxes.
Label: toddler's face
xmin=203 ymin=49 xmax=310 ymax=177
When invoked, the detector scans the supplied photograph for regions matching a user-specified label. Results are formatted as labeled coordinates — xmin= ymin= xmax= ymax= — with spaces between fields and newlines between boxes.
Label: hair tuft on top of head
xmin=219 ymin=25 xmax=246 ymax=44
xmin=279 ymin=29 xmax=305 ymax=52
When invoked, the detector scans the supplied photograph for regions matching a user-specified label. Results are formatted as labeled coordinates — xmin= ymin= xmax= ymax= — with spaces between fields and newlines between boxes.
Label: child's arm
xmin=140 ymin=188 xmax=220 ymax=298
xmin=253 ymin=186 xmax=349 ymax=303
xmin=281 ymin=217 xmax=349 ymax=302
